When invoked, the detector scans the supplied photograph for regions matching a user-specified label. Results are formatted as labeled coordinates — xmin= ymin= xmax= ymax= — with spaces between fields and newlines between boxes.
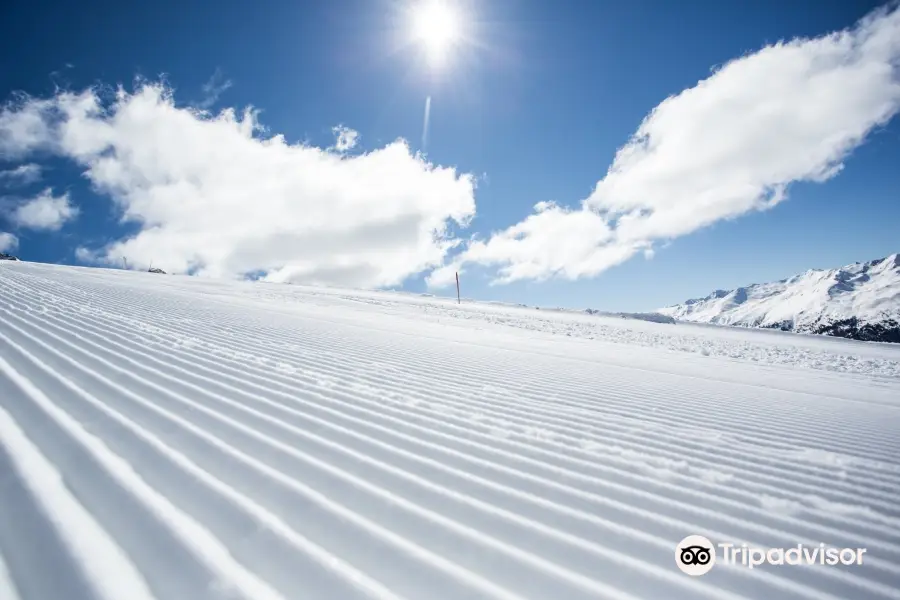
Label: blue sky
xmin=1 ymin=0 xmax=899 ymax=311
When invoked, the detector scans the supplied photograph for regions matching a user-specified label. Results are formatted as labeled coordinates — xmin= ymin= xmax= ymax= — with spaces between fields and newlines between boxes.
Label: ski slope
xmin=1 ymin=261 xmax=899 ymax=600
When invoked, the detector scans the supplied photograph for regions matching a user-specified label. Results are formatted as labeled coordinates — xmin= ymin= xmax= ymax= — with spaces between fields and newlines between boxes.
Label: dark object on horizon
xmin=0 ymin=252 xmax=20 ymax=261
xmin=584 ymin=308 xmax=676 ymax=324
xmin=149 ymin=267 xmax=167 ymax=274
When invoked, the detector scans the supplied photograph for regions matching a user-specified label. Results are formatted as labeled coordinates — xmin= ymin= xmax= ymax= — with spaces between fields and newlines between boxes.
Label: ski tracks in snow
xmin=0 ymin=263 xmax=899 ymax=599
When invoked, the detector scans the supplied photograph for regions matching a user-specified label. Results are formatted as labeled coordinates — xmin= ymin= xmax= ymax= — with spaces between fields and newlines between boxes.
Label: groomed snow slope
xmin=1 ymin=261 xmax=899 ymax=600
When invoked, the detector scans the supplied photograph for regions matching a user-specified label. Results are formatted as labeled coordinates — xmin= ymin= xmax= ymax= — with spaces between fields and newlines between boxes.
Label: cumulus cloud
xmin=331 ymin=125 xmax=360 ymax=153
xmin=0 ymin=231 xmax=17 ymax=253
xmin=431 ymin=3 xmax=900 ymax=286
xmin=0 ymin=84 xmax=475 ymax=286
xmin=0 ymin=96 xmax=54 ymax=158
xmin=3 ymin=5 xmax=899 ymax=291
xmin=429 ymin=201 xmax=637 ymax=286
xmin=9 ymin=188 xmax=79 ymax=231
xmin=0 ymin=163 xmax=42 ymax=186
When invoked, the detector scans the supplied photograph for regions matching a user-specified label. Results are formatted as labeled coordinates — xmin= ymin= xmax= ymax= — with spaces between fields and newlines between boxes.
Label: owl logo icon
xmin=676 ymin=535 xmax=716 ymax=576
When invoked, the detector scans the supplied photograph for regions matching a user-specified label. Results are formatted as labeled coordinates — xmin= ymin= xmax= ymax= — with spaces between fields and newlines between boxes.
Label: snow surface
xmin=1 ymin=261 xmax=899 ymax=600
xmin=658 ymin=254 xmax=900 ymax=334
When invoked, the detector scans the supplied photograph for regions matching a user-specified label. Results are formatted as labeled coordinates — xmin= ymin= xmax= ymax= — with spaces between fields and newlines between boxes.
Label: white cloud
xmin=10 ymin=188 xmax=79 ymax=231
xmin=331 ymin=125 xmax=359 ymax=153
xmin=2 ymin=84 xmax=475 ymax=286
xmin=0 ymin=96 xmax=54 ymax=158
xmin=3 ymin=5 xmax=899 ymax=292
xmin=0 ymin=163 xmax=42 ymax=186
xmin=431 ymin=4 xmax=900 ymax=286
xmin=0 ymin=232 xmax=17 ymax=253
xmin=430 ymin=201 xmax=638 ymax=286
xmin=196 ymin=68 xmax=233 ymax=110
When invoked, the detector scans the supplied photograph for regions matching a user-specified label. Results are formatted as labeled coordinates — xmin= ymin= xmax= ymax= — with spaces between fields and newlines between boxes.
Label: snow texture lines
xmin=0 ymin=261 xmax=899 ymax=599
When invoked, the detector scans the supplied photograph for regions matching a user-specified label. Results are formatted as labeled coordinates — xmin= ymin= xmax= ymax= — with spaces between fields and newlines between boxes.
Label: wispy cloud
xmin=430 ymin=4 xmax=900 ymax=286
xmin=0 ymin=163 xmax=42 ymax=186
xmin=196 ymin=68 xmax=233 ymax=109
xmin=8 ymin=188 xmax=79 ymax=231
xmin=0 ymin=83 xmax=475 ymax=285
xmin=330 ymin=125 xmax=360 ymax=153
xmin=0 ymin=231 xmax=17 ymax=253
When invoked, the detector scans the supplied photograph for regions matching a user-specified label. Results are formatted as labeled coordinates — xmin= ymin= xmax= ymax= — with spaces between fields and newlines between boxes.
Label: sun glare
xmin=411 ymin=0 xmax=462 ymax=65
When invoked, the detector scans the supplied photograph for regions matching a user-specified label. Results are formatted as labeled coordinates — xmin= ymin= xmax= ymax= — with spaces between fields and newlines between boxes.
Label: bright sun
xmin=411 ymin=0 xmax=462 ymax=64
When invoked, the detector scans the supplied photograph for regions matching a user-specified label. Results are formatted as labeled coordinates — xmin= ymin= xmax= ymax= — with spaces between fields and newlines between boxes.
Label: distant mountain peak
xmin=659 ymin=254 xmax=900 ymax=343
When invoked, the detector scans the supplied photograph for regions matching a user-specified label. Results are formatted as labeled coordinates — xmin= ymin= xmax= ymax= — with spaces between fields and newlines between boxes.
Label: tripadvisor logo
xmin=675 ymin=535 xmax=868 ymax=575
xmin=676 ymin=535 xmax=716 ymax=576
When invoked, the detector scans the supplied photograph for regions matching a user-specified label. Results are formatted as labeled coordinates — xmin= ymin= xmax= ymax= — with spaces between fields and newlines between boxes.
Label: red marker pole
xmin=456 ymin=271 xmax=460 ymax=305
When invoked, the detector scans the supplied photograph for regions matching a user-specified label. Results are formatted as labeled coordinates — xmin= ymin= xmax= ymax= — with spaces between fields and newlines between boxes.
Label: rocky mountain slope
xmin=659 ymin=254 xmax=900 ymax=343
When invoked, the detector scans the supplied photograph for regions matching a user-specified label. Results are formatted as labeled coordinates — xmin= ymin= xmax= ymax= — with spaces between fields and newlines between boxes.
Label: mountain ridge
xmin=659 ymin=254 xmax=900 ymax=343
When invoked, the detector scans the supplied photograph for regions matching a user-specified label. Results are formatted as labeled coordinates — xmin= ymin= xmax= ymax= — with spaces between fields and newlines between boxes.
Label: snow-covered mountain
xmin=659 ymin=254 xmax=900 ymax=342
